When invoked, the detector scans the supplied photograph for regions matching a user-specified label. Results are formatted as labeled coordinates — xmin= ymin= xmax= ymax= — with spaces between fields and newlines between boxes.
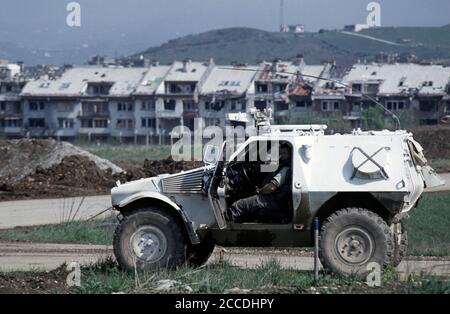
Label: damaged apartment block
xmin=1 ymin=59 xmax=450 ymax=141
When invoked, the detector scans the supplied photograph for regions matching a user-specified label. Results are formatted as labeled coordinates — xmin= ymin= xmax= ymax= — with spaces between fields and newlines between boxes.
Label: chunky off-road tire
xmin=113 ymin=208 xmax=188 ymax=271
xmin=392 ymin=224 xmax=408 ymax=267
xmin=186 ymin=237 xmax=215 ymax=268
xmin=319 ymin=208 xmax=394 ymax=275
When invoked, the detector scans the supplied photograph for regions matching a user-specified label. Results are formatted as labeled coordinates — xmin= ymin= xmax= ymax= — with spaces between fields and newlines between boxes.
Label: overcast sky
xmin=1 ymin=0 xmax=449 ymax=63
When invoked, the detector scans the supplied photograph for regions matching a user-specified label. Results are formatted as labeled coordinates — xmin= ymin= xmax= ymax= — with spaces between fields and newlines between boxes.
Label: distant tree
xmin=363 ymin=106 xmax=386 ymax=130
xmin=395 ymin=110 xmax=420 ymax=130
xmin=288 ymin=111 xmax=352 ymax=134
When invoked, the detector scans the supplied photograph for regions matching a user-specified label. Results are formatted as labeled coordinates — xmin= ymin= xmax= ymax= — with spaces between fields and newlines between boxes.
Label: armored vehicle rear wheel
xmin=319 ymin=208 xmax=394 ymax=275
xmin=113 ymin=208 xmax=188 ymax=271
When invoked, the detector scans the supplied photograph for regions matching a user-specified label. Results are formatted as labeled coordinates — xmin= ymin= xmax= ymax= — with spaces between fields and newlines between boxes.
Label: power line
xmin=218 ymin=66 xmax=401 ymax=130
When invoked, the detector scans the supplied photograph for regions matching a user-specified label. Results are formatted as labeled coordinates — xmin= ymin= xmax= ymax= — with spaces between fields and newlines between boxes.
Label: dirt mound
xmin=0 ymin=139 xmax=123 ymax=183
xmin=0 ymin=151 xmax=203 ymax=201
xmin=0 ymin=264 xmax=69 ymax=294
xmin=0 ymin=155 xmax=121 ymax=200
xmin=411 ymin=127 xmax=450 ymax=160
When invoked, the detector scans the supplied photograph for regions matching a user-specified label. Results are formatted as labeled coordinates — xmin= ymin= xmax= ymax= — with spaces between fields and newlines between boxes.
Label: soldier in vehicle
xmin=225 ymin=142 xmax=292 ymax=223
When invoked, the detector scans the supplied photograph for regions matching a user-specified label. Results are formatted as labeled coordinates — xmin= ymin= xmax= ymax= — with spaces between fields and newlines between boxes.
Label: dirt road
xmin=0 ymin=242 xmax=449 ymax=277
xmin=0 ymin=241 xmax=111 ymax=272
xmin=426 ymin=172 xmax=450 ymax=192
xmin=0 ymin=195 xmax=112 ymax=229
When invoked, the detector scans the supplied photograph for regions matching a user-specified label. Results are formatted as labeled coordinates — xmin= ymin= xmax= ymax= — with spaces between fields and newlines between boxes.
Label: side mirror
xmin=203 ymin=145 xmax=220 ymax=165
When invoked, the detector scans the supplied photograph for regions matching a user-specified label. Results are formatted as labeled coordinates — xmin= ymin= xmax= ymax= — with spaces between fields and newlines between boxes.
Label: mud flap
xmin=407 ymin=138 xmax=445 ymax=189
xmin=421 ymin=165 xmax=445 ymax=188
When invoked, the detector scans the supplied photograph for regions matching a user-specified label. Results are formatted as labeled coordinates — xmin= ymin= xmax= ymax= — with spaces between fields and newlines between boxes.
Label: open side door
xmin=208 ymin=161 xmax=227 ymax=229
xmin=204 ymin=142 xmax=228 ymax=229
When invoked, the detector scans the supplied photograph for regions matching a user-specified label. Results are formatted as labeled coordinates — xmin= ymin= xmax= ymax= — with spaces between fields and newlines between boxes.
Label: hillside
xmin=135 ymin=25 xmax=450 ymax=66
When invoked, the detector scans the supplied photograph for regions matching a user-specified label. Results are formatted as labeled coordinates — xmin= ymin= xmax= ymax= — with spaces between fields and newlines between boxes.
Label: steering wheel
xmin=237 ymin=162 xmax=253 ymax=186
xmin=226 ymin=161 xmax=254 ymax=190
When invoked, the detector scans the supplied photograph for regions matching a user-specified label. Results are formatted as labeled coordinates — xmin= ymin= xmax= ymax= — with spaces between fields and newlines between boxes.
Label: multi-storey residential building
xmin=0 ymin=62 xmax=26 ymax=138
xmin=197 ymin=64 xmax=258 ymax=129
xmin=21 ymin=67 xmax=147 ymax=140
xmin=301 ymin=63 xmax=348 ymax=119
xmin=249 ymin=61 xmax=304 ymax=124
xmin=133 ymin=64 xmax=171 ymax=143
xmin=154 ymin=60 xmax=213 ymax=139
xmin=344 ymin=63 xmax=450 ymax=126
xmin=3 ymin=60 xmax=449 ymax=142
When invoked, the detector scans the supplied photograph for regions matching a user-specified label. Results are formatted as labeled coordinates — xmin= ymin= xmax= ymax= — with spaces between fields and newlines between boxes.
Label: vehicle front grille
xmin=161 ymin=168 xmax=205 ymax=194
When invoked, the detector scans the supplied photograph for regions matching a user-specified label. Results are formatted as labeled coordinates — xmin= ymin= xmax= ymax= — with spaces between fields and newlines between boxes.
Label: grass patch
xmin=79 ymin=144 xmax=172 ymax=161
xmin=405 ymin=192 xmax=450 ymax=256
xmin=0 ymin=216 xmax=117 ymax=245
xmin=429 ymin=159 xmax=450 ymax=173
xmin=70 ymin=258 xmax=370 ymax=294
xmin=2 ymin=258 xmax=449 ymax=294
xmin=70 ymin=259 xmax=450 ymax=294
xmin=79 ymin=143 xmax=207 ymax=162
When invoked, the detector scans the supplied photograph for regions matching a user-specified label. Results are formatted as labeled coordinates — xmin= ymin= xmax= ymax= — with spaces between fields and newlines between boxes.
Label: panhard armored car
xmin=110 ymin=112 xmax=444 ymax=274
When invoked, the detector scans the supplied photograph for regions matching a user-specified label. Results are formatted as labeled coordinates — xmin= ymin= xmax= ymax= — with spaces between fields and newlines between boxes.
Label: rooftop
xmin=164 ymin=60 xmax=209 ymax=82
xmin=21 ymin=66 xmax=148 ymax=97
xmin=199 ymin=65 xmax=259 ymax=95
xmin=256 ymin=62 xmax=300 ymax=82
xmin=134 ymin=65 xmax=171 ymax=95
xmin=344 ymin=63 xmax=450 ymax=96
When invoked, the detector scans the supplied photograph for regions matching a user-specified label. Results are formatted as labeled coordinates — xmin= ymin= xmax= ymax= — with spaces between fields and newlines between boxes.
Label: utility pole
xmin=280 ymin=0 xmax=285 ymax=32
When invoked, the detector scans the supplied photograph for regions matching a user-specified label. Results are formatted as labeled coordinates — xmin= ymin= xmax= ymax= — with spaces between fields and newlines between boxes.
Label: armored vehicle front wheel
xmin=319 ymin=208 xmax=394 ymax=275
xmin=113 ymin=208 xmax=188 ymax=271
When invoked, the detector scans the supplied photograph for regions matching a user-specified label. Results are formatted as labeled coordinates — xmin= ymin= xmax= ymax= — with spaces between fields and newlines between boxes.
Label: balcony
xmin=164 ymin=82 xmax=197 ymax=95
xmin=158 ymin=110 xmax=181 ymax=119
xmin=343 ymin=111 xmax=363 ymax=120
xmin=26 ymin=128 xmax=52 ymax=138
xmin=1 ymin=127 xmax=23 ymax=135
xmin=135 ymin=127 xmax=157 ymax=136
xmin=78 ymin=128 xmax=110 ymax=135
xmin=77 ymin=110 xmax=110 ymax=118
xmin=0 ymin=111 xmax=21 ymax=118
xmin=86 ymin=83 xmax=112 ymax=96
xmin=182 ymin=108 xmax=199 ymax=119
xmin=111 ymin=129 xmax=135 ymax=137
xmin=55 ymin=129 xmax=78 ymax=137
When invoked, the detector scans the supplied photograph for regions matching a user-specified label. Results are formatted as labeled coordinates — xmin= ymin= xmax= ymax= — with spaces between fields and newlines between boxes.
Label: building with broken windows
xmin=344 ymin=63 xmax=450 ymax=126
xmin=21 ymin=66 xmax=148 ymax=140
xmin=251 ymin=61 xmax=305 ymax=124
xmin=197 ymin=63 xmax=259 ymax=128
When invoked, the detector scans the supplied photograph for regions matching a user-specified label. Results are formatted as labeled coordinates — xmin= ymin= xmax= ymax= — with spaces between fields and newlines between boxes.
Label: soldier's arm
xmin=257 ymin=166 xmax=291 ymax=195
xmin=256 ymin=182 xmax=278 ymax=195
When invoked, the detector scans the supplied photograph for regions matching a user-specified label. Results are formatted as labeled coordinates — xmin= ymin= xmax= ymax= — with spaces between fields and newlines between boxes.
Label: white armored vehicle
xmin=111 ymin=112 xmax=443 ymax=274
